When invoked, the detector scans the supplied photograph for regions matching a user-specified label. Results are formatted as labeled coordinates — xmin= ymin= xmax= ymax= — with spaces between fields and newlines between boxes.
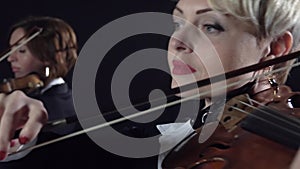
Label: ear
xmin=269 ymin=31 xmax=293 ymax=57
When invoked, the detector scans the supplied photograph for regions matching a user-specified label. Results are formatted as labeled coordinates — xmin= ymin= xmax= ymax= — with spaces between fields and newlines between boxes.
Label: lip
xmin=11 ymin=66 xmax=20 ymax=72
xmin=172 ymin=60 xmax=196 ymax=75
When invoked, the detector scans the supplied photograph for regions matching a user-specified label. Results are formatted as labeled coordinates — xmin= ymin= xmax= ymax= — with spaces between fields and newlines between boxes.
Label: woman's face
xmin=168 ymin=0 xmax=269 ymax=97
xmin=8 ymin=28 xmax=45 ymax=78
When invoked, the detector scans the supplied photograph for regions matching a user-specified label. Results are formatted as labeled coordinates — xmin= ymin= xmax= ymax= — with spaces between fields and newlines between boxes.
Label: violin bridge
xmin=220 ymin=94 xmax=254 ymax=131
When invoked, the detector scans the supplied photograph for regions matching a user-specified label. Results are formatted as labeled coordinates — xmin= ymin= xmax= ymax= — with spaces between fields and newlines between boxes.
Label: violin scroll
xmin=251 ymin=85 xmax=300 ymax=118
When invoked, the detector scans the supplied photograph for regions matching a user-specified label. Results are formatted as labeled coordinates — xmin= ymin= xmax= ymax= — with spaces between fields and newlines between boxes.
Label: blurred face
xmin=8 ymin=28 xmax=45 ymax=78
xmin=168 ymin=0 xmax=269 ymax=98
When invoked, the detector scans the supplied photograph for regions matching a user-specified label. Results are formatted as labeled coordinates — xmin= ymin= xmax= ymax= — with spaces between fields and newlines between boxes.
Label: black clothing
xmin=0 ymin=83 xmax=160 ymax=169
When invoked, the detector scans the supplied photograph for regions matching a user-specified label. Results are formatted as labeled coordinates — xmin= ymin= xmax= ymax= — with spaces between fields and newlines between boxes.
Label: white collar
xmin=41 ymin=77 xmax=65 ymax=94
xmin=156 ymin=120 xmax=194 ymax=169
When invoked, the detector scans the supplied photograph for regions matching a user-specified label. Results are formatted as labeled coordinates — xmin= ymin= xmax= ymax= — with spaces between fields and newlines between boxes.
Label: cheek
xmin=23 ymin=62 xmax=38 ymax=73
xmin=31 ymin=60 xmax=45 ymax=72
xmin=167 ymin=51 xmax=178 ymax=89
xmin=167 ymin=52 xmax=172 ymax=69
xmin=213 ymin=37 xmax=262 ymax=72
xmin=24 ymin=57 xmax=44 ymax=73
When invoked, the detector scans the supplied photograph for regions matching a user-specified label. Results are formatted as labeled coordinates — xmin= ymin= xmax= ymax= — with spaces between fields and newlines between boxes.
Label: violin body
xmin=162 ymin=85 xmax=300 ymax=169
xmin=162 ymin=125 xmax=296 ymax=169
xmin=0 ymin=74 xmax=44 ymax=94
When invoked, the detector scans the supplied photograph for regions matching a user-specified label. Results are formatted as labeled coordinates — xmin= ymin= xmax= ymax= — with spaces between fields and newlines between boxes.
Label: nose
xmin=169 ymin=32 xmax=193 ymax=54
xmin=7 ymin=51 xmax=17 ymax=62
xmin=170 ymin=37 xmax=193 ymax=53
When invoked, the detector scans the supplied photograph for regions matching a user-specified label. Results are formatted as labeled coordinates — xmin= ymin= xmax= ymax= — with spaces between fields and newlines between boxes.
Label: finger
xmin=0 ymin=93 xmax=6 ymax=120
xmin=8 ymin=138 xmax=21 ymax=154
xmin=10 ymin=138 xmax=19 ymax=148
xmin=18 ymin=98 xmax=47 ymax=144
xmin=0 ymin=93 xmax=17 ymax=160
xmin=0 ymin=109 xmax=18 ymax=160
xmin=0 ymin=91 xmax=30 ymax=143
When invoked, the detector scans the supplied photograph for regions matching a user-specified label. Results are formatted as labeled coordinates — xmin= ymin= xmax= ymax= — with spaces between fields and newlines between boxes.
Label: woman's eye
xmin=173 ymin=22 xmax=180 ymax=30
xmin=203 ymin=24 xmax=224 ymax=34
xmin=173 ymin=20 xmax=184 ymax=31
xmin=18 ymin=49 xmax=26 ymax=53
xmin=174 ymin=22 xmax=180 ymax=30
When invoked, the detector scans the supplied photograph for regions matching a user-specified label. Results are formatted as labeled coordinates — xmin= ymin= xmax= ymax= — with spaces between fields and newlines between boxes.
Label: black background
xmin=0 ymin=0 xmax=299 ymax=99
xmin=0 ymin=1 xmax=299 ymax=168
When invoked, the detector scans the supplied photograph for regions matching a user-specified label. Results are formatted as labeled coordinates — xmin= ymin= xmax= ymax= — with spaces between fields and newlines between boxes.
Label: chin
xmin=171 ymin=80 xmax=178 ymax=89
xmin=14 ymin=73 xmax=25 ymax=78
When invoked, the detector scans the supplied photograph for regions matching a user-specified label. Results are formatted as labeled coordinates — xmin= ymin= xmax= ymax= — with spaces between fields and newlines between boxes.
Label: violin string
xmin=228 ymin=106 xmax=300 ymax=141
xmin=241 ymin=98 xmax=300 ymax=129
xmin=0 ymin=27 xmax=42 ymax=62
xmin=8 ymin=57 xmax=300 ymax=156
xmin=229 ymin=98 xmax=300 ymax=136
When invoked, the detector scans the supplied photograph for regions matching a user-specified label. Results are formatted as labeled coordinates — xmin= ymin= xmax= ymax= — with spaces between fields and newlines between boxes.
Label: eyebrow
xmin=174 ymin=7 xmax=183 ymax=14
xmin=174 ymin=7 xmax=213 ymax=15
xmin=9 ymin=41 xmax=21 ymax=48
xmin=196 ymin=8 xmax=213 ymax=14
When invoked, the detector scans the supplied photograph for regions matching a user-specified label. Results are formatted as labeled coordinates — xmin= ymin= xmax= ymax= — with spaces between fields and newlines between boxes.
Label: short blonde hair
xmin=208 ymin=0 xmax=300 ymax=84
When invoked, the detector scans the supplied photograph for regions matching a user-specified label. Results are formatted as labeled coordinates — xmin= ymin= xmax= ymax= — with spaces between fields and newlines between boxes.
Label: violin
xmin=0 ymin=74 xmax=44 ymax=94
xmin=161 ymin=85 xmax=300 ymax=169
